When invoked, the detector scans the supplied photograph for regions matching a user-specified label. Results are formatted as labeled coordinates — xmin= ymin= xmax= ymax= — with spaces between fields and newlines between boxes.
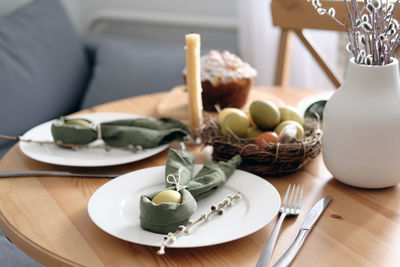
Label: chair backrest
xmin=270 ymin=0 xmax=400 ymax=88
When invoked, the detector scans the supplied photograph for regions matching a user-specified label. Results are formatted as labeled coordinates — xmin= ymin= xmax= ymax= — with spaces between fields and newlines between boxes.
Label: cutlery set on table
xmin=257 ymin=185 xmax=332 ymax=267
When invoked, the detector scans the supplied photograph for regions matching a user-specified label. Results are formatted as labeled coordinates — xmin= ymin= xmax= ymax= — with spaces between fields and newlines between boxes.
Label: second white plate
xmin=296 ymin=91 xmax=334 ymax=116
xmin=19 ymin=113 xmax=168 ymax=167
xmin=88 ymin=165 xmax=281 ymax=248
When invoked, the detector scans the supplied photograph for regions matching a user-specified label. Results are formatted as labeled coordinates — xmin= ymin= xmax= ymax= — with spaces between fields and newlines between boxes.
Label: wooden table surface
xmin=0 ymin=87 xmax=399 ymax=267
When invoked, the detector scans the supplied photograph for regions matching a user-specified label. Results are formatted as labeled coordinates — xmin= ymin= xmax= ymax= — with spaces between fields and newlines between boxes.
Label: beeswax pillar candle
xmin=185 ymin=33 xmax=203 ymax=136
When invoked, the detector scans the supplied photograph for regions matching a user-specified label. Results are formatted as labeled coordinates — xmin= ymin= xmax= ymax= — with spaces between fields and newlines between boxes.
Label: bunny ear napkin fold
xmin=51 ymin=116 xmax=190 ymax=148
xmin=140 ymin=147 xmax=242 ymax=234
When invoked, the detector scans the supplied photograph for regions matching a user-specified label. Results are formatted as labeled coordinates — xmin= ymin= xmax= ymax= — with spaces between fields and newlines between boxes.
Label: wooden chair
xmin=270 ymin=0 xmax=400 ymax=88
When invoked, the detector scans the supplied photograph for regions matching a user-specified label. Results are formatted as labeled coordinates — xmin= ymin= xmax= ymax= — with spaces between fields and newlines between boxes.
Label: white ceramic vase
xmin=323 ymin=58 xmax=400 ymax=188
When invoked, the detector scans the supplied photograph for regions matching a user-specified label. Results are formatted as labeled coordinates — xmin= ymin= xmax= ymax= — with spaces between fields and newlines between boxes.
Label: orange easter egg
xmin=254 ymin=131 xmax=279 ymax=147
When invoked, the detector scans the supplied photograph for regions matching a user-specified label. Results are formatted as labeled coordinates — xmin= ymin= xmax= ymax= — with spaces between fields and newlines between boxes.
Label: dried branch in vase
xmin=156 ymin=193 xmax=241 ymax=255
xmin=309 ymin=0 xmax=400 ymax=65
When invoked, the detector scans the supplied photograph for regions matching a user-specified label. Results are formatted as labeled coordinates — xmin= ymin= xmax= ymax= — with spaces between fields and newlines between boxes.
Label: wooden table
xmin=0 ymin=87 xmax=399 ymax=267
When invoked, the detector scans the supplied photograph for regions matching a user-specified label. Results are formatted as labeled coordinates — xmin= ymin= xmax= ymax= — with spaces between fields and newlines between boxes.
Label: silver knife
xmin=0 ymin=170 xmax=122 ymax=178
xmin=272 ymin=196 xmax=333 ymax=267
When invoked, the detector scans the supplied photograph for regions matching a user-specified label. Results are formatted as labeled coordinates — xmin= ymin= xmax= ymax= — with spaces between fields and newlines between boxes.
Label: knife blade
xmin=272 ymin=196 xmax=333 ymax=267
xmin=0 ymin=170 xmax=122 ymax=178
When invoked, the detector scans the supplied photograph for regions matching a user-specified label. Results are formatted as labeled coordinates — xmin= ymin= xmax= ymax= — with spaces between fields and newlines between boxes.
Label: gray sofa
xmin=0 ymin=0 xmax=188 ymax=159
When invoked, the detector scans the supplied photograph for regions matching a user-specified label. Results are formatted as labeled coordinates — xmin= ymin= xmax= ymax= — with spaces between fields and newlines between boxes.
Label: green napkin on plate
xmin=165 ymin=146 xmax=195 ymax=187
xmin=51 ymin=117 xmax=190 ymax=148
xmin=139 ymin=147 xmax=242 ymax=234
xmin=139 ymin=189 xmax=197 ymax=234
xmin=185 ymin=155 xmax=242 ymax=201
xmin=51 ymin=118 xmax=97 ymax=145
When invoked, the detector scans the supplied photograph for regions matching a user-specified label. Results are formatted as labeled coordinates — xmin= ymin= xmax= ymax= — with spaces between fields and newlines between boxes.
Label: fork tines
xmin=281 ymin=184 xmax=303 ymax=215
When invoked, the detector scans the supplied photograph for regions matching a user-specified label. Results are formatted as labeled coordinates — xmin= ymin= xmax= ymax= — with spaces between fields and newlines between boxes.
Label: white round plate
xmin=19 ymin=113 xmax=168 ymax=167
xmin=296 ymin=91 xmax=334 ymax=116
xmin=88 ymin=165 xmax=281 ymax=248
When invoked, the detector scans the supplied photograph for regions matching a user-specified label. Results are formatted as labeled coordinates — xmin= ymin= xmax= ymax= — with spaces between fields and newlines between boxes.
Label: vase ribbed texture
xmin=322 ymin=58 xmax=400 ymax=188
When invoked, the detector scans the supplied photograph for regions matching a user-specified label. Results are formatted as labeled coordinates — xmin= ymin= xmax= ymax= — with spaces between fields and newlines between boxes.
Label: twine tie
xmin=166 ymin=168 xmax=187 ymax=192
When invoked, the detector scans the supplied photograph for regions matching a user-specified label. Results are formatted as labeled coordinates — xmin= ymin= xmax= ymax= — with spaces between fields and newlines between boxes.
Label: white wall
xmin=59 ymin=0 xmax=238 ymax=34
xmin=76 ymin=0 xmax=239 ymax=52
xmin=0 ymin=0 xmax=237 ymax=32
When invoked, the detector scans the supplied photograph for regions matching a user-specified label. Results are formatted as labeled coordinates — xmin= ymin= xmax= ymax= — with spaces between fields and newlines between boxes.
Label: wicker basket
xmin=200 ymin=117 xmax=322 ymax=177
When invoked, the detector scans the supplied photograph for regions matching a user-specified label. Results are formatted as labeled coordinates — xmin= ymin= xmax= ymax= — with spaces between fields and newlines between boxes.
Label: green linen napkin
xmin=100 ymin=118 xmax=189 ymax=148
xmin=51 ymin=118 xmax=97 ymax=145
xmin=139 ymin=148 xmax=242 ymax=234
xmin=165 ymin=146 xmax=195 ymax=187
xmin=139 ymin=189 xmax=197 ymax=234
xmin=51 ymin=117 xmax=190 ymax=148
xmin=139 ymin=146 xmax=196 ymax=234
xmin=186 ymin=155 xmax=242 ymax=201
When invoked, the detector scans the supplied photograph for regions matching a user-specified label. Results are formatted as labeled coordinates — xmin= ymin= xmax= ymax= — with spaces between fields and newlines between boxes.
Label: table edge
xmin=0 ymin=206 xmax=85 ymax=267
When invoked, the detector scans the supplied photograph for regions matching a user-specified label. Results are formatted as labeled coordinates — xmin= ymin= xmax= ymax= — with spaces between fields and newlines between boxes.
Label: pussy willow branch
xmin=385 ymin=1 xmax=400 ymax=61
xmin=156 ymin=193 xmax=241 ymax=255
xmin=0 ymin=134 xmax=142 ymax=152
xmin=386 ymin=0 xmax=399 ymax=32
xmin=346 ymin=0 xmax=360 ymax=55
xmin=310 ymin=0 xmax=400 ymax=65
xmin=356 ymin=1 xmax=371 ymax=57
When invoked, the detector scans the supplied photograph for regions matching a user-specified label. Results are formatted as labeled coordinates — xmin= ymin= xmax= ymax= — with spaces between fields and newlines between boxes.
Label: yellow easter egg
xmin=152 ymin=190 xmax=182 ymax=204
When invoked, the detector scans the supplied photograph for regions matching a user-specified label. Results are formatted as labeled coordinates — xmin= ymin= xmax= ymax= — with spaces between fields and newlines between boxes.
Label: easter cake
xmin=184 ymin=50 xmax=257 ymax=111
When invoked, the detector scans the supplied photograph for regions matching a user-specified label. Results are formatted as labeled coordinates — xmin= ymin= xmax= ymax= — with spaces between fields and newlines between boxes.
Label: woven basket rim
xmin=200 ymin=116 xmax=322 ymax=177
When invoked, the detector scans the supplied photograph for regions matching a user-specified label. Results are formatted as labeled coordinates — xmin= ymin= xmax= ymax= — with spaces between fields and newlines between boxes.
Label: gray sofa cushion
xmin=80 ymin=37 xmax=187 ymax=109
xmin=0 ymin=231 xmax=42 ymax=267
xmin=0 ymin=0 xmax=90 ymax=157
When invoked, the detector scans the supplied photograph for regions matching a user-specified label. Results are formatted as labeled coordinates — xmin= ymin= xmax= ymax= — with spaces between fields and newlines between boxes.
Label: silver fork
xmin=255 ymin=184 xmax=303 ymax=267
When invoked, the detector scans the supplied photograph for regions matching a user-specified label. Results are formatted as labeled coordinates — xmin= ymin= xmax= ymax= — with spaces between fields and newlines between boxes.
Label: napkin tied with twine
xmin=139 ymin=147 xmax=242 ymax=234
xmin=51 ymin=117 xmax=190 ymax=148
